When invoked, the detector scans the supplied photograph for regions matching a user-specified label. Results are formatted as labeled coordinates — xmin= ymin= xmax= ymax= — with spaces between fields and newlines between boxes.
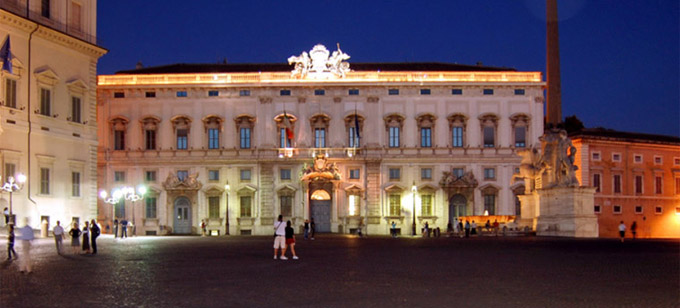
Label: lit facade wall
xmin=97 ymin=68 xmax=544 ymax=236
xmin=572 ymin=135 xmax=680 ymax=238
xmin=0 ymin=1 xmax=106 ymax=229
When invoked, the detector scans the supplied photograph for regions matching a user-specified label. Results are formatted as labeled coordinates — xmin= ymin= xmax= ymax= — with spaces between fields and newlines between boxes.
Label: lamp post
xmin=412 ymin=181 xmax=417 ymax=236
xmin=2 ymin=173 xmax=26 ymax=227
xmin=100 ymin=185 xmax=146 ymax=236
xmin=99 ymin=188 xmax=122 ymax=234
xmin=225 ymin=182 xmax=230 ymax=235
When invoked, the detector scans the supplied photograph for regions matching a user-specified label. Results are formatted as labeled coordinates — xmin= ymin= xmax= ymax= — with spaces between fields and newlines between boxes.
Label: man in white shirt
xmin=53 ymin=220 xmax=64 ymax=254
xmin=618 ymin=221 xmax=626 ymax=243
xmin=19 ymin=219 xmax=35 ymax=273
xmin=273 ymin=215 xmax=287 ymax=260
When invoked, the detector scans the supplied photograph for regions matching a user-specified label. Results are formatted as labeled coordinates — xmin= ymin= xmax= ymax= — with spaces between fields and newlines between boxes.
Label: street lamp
xmin=2 ymin=173 xmax=26 ymax=226
xmin=412 ymin=181 xmax=417 ymax=236
xmin=99 ymin=185 xmax=146 ymax=236
xmin=225 ymin=182 xmax=230 ymax=235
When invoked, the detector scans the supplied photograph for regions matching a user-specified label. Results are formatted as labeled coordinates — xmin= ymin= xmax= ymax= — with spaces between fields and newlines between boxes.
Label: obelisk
xmin=546 ymin=0 xmax=562 ymax=128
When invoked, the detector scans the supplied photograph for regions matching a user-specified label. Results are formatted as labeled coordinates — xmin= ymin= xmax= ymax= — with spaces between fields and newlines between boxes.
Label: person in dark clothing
xmin=7 ymin=225 xmax=17 ymax=260
xmin=284 ymin=220 xmax=299 ymax=260
xmin=113 ymin=219 xmax=119 ymax=238
xmin=90 ymin=219 xmax=100 ymax=254
xmin=310 ymin=218 xmax=316 ymax=240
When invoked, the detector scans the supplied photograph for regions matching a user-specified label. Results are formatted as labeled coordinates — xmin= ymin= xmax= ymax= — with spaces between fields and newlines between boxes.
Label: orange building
xmin=570 ymin=129 xmax=680 ymax=238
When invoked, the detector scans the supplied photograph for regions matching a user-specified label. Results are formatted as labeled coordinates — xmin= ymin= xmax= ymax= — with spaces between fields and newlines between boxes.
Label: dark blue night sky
xmin=97 ymin=1 xmax=679 ymax=137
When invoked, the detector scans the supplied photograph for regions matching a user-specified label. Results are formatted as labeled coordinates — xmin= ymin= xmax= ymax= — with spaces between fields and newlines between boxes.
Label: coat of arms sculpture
xmin=288 ymin=44 xmax=351 ymax=79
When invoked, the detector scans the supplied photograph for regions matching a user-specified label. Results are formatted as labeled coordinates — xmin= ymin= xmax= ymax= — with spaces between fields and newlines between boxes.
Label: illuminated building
xmin=571 ymin=128 xmax=680 ymax=238
xmin=97 ymin=44 xmax=544 ymax=235
xmin=0 ymin=1 xmax=106 ymax=229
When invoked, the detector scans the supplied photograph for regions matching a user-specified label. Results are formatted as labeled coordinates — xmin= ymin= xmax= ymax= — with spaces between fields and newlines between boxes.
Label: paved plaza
xmin=1 ymin=234 xmax=678 ymax=307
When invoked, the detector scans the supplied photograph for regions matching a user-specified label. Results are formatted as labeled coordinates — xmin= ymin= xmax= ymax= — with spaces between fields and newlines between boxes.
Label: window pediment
xmin=418 ymin=183 xmax=438 ymax=192
xmin=384 ymin=114 xmax=405 ymax=128
xmin=203 ymin=184 xmax=225 ymax=196
xmin=385 ymin=183 xmax=405 ymax=192
xmin=276 ymin=184 xmax=297 ymax=195
xmin=310 ymin=114 xmax=330 ymax=128
xmin=234 ymin=114 xmax=256 ymax=128
xmin=344 ymin=183 xmax=365 ymax=193
xmin=237 ymin=184 xmax=258 ymax=194
xmin=171 ymin=115 xmax=192 ymax=130
xmin=34 ymin=67 xmax=60 ymax=86
xmin=416 ymin=113 xmax=437 ymax=128
xmin=66 ymin=79 xmax=88 ymax=94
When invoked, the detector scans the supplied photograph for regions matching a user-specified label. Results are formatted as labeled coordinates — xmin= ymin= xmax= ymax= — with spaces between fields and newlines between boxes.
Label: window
xmin=240 ymin=169 xmax=251 ymax=181
xmin=593 ymin=173 xmax=601 ymax=192
xmin=208 ymin=90 xmax=219 ymax=97
xmin=654 ymin=156 xmax=662 ymax=165
xmin=4 ymin=163 xmax=16 ymax=181
xmin=114 ymin=171 xmax=125 ymax=182
xmin=388 ymin=89 xmax=399 ymax=95
xmin=420 ymin=89 xmax=431 ymax=95
xmin=612 ymin=153 xmax=621 ymax=162
xmin=71 ymin=172 xmax=80 ymax=197
xmin=208 ymin=170 xmax=219 ymax=181
xmin=452 ymin=126 xmax=464 ymax=147
xmin=389 ymin=194 xmax=401 ymax=216
xmin=389 ymin=168 xmax=400 ymax=180
xmin=484 ymin=168 xmax=496 ymax=180
xmin=41 ymin=0 xmax=50 ymax=18
xmin=514 ymin=126 xmax=526 ymax=148
xmin=145 ymin=129 xmax=156 ymax=150
xmin=349 ymin=168 xmax=360 ymax=179
xmin=635 ymin=175 xmax=643 ymax=194
xmin=176 ymin=91 xmax=187 ymax=97
xmin=483 ymin=194 xmax=496 ymax=215
xmin=280 ymin=169 xmax=291 ymax=180
xmin=421 ymin=194 xmax=432 ymax=216
xmin=240 ymin=196 xmax=252 ymax=217
xmin=348 ymin=195 xmax=360 ymax=216
xmin=613 ymin=175 xmax=622 ymax=193
xmin=209 ymin=197 xmax=220 ymax=218
xmin=675 ymin=177 xmax=680 ymax=195
xmin=655 ymin=206 xmax=662 ymax=214
xmin=239 ymin=127 xmax=251 ymax=149
xmin=349 ymin=127 xmax=360 ymax=148
xmin=389 ymin=127 xmax=400 ymax=147
xmin=40 ymin=168 xmax=50 ymax=194
xmin=314 ymin=128 xmax=326 ymax=148
xmin=208 ymin=128 xmax=220 ymax=149
xmin=592 ymin=152 xmax=601 ymax=161
xmin=514 ymin=89 xmax=525 ymax=95
xmin=421 ymin=128 xmax=432 ymax=147
xmin=280 ymin=128 xmax=291 ymax=148
xmin=239 ymin=90 xmax=250 ymax=96
xmin=483 ymin=89 xmax=494 ymax=95
xmin=145 ymin=91 xmax=155 ymax=98
xmin=655 ymin=176 xmax=662 ymax=194
xmin=280 ymin=195 xmax=292 ymax=217
xmin=483 ymin=126 xmax=495 ymax=148
xmin=421 ymin=168 xmax=432 ymax=180
xmin=114 ymin=129 xmax=125 ymax=150
xmin=634 ymin=154 xmax=643 ymax=163
xmin=145 ymin=171 xmax=156 ymax=182
xmin=113 ymin=92 xmax=125 ymax=98
xmin=594 ymin=205 xmax=601 ymax=213
xmin=635 ymin=205 xmax=643 ymax=214
xmin=177 ymin=129 xmax=188 ymax=149
xmin=348 ymin=89 xmax=359 ymax=95
xmin=451 ymin=89 xmax=463 ymax=95
xmin=177 ymin=170 xmax=188 ymax=181
xmin=314 ymin=89 xmax=325 ymax=96
xmin=613 ymin=205 xmax=621 ymax=214
xmin=68 ymin=96 xmax=82 ymax=123
xmin=453 ymin=168 xmax=464 ymax=178
xmin=280 ymin=89 xmax=291 ymax=96
xmin=40 ymin=88 xmax=51 ymax=116
xmin=145 ymin=197 xmax=157 ymax=218
xmin=5 ymin=79 xmax=16 ymax=108
xmin=674 ymin=157 xmax=680 ymax=166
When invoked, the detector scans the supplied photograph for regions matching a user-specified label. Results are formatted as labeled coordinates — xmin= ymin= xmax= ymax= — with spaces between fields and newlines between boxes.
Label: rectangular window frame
xmin=240 ymin=169 xmax=252 ymax=182
xmin=145 ymin=196 xmax=157 ymax=219
xmin=5 ymin=78 xmax=17 ymax=108
xmin=208 ymin=128 xmax=220 ymax=149
xmin=388 ymin=168 xmax=401 ymax=181
xmin=239 ymin=90 xmax=250 ymax=97
xmin=40 ymin=167 xmax=50 ymax=195
xmin=389 ymin=194 xmax=401 ymax=216
xmin=420 ymin=127 xmax=432 ymax=148
xmin=452 ymin=126 xmax=464 ymax=147
xmin=40 ymin=88 xmax=51 ymax=116
xmin=421 ymin=168 xmax=432 ymax=180
xmin=208 ymin=196 xmax=220 ymax=218
xmin=71 ymin=171 xmax=80 ymax=197
xmin=208 ymin=170 xmax=220 ymax=182
xmin=240 ymin=127 xmax=251 ymax=149
xmin=389 ymin=127 xmax=400 ymax=148
xmin=280 ymin=169 xmax=291 ymax=181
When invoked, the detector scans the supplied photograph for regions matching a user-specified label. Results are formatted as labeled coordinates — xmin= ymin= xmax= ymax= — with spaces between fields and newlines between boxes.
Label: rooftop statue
xmin=288 ymin=44 xmax=351 ymax=79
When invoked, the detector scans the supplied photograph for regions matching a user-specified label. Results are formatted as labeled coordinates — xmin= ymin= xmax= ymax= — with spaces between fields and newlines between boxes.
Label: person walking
xmin=423 ymin=222 xmax=430 ymax=238
xmin=53 ymin=220 xmax=64 ymax=254
xmin=458 ymin=219 xmax=464 ymax=238
xmin=391 ymin=221 xmax=397 ymax=238
xmin=18 ymin=220 xmax=34 ymax=273
xmin=113 ymin=218 xmax=119 ymax=238
xmin=471 ymin=220 xmax=478 ymax=236
xmin=630 ymin=221 xmax=637 ymax=240
xmin=6 ymin=224 xmax=17 ymax=260
xmin=201 ymin=220 xmax=207 ymax=236
xmin=464 ymin=220 xmax=471 ymax=238
xmin=618 ymin=221 xmax=626 ymax=243
xmin=82 ymin=221 xmax=91 ymax=254
xmin=273 ymin=215 xmax=287 ymax=260
xmin=120 ymin=219 xmax=128 ymax=238
xmin=303 ymin=219 xmax=310 ymax=240
xmin=284 ymin=220 xmax=299 ymax=260
xmin=90 ymin=220 xmax=100 ymax=254
xmin=310 ymin=218 xmax=316 ymax=240
xmin=69 ymin=223 xmax=81 ymax=255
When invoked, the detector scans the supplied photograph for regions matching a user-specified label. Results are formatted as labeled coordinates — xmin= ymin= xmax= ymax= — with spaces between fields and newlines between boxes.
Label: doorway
xmin=173 ymin=196 xmax=192 ymax=234
xmin=310 ymin=189 xmax=331 ymax=232
xmin=449 ymin=194 xmax=467 ymax=223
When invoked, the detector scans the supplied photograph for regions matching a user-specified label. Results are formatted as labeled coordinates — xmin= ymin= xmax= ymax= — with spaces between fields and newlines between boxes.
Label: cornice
xmin=0 ymin=9 xmax=38 ymax=33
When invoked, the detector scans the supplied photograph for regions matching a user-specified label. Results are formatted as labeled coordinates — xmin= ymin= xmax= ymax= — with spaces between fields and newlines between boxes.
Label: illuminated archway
xmin=311 ymin=189 xmax=331 ymax=200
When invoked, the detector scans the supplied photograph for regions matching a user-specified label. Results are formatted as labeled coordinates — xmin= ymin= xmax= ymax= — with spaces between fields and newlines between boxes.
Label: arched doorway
xmin=173 ymin=196 xmax=192 ymax=234
xmin=310 ymin=189 xmax=331 ymax=232
xmin=449 ymin=194 xmax=467 ymax=223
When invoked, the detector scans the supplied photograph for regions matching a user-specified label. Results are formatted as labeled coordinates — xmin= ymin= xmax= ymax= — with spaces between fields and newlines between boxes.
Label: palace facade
xmin=571 ymin=129 xmax=680 ymax=238
xmin=97 ymin=45 xmax=544 ymax=236
xmin=0 ymin=0 xmax=105 ymax=229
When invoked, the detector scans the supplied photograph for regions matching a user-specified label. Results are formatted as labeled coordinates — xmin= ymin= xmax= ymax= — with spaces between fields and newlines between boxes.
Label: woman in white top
xmin=618 ymin=221 xmax=626 ymax=243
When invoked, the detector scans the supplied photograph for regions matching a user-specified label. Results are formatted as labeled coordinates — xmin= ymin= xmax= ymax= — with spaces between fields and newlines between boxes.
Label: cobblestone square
xmin=1 ymin=235 xmax=678 ymax=307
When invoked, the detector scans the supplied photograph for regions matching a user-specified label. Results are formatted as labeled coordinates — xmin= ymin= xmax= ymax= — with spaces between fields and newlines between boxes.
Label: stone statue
xmin=288 ymin=44 xmax=351 ymax=79
xmin=512 ymin=145 xmax=543 ymax=193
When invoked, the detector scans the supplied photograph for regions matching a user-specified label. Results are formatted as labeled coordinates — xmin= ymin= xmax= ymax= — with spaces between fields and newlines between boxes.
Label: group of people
xmin=618 ymin=221 xmax=638 ymax=242
xmin=112 ymin=218 xmax=132 ymax=238
xmin=273 ymin=215 xmax=299 ymax=260
xmin=58 ymin=220 xmax=101 ymax=255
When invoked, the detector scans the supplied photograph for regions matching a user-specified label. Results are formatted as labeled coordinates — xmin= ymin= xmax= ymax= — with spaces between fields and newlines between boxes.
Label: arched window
xmin=235 ymin=115 xmax=256 ymax=149
xmin=110 ymin=116 xmax=129 ymax=151
xmin=416 ymin=114 xmax=437 ymax=148
xmin=479 ymin=114 xmax=499 ymax=148
xmin=171 ymin=115 xmax=192 ymax=150
xmin=384 ymin=114 xmax=405 ymax=148
xmin=202 ymin=115 xmax=223 ymax=150
xmin=310 ymin=114 xmax=330 ymax=148
xmin=140 ymin=116 xmax=160 ymax=150
xmin=447 ymin=113 xmax=467 ymax=148
xmin=481 ymin=185 xmax=499 ymax=215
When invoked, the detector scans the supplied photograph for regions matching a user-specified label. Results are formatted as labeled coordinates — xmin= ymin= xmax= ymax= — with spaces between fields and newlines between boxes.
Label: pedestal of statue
xmin=533 ymin=186 xmax=598 ymax=238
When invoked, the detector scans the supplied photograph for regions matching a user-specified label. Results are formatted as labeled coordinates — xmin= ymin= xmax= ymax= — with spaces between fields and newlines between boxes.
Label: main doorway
xmin=310 ymin=189 xmax=331 ymax=232
xmin=449 ymin=194 xmax=467 ymax=224
xmin=173 ymin=196 xmax=192 ymax=234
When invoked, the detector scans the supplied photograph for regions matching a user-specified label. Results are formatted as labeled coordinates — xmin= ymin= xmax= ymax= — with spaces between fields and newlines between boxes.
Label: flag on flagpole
xmin=0 ymin=35 xmax=12 ymax=74
xmin=283 ymin=111 xmax=294 ymax=142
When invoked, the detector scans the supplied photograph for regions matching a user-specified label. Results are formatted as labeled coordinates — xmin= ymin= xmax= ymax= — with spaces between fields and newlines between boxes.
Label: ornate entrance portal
xmin=440 ymin=171 xmax=478 ymax=223
xmin=302 ymin=154 xmax=342 ymax=233
xmin=310 ymin=189 xmax=332 ymax=232
xmin=173 ymin=197 xmax=192 ymax=234
xmin=449 ymin=194 xmax=467 ymax=223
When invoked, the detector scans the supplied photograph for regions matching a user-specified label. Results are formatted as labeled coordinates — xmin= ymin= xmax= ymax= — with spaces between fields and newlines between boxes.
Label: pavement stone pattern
xmin=1 ymin=234 xmax=678 ymax=308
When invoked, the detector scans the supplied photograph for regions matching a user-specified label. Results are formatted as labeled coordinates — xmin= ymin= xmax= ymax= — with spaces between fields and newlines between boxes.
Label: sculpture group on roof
xmin=288 ymin=44 xmax=351 ymax=79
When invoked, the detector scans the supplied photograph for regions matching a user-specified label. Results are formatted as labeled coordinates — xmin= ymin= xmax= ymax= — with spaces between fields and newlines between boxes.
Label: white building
xmin=97 ymin=45 xmax=544 ymax=236
xmin=0 ymin=0 xmax=106 ymax=229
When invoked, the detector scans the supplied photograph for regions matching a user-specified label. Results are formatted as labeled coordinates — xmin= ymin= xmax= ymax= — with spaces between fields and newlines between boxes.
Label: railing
xmin=98 ymin=71 xmax=543 ymax=86
xmin=0 ymin=2 xmax=102 ymax=46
